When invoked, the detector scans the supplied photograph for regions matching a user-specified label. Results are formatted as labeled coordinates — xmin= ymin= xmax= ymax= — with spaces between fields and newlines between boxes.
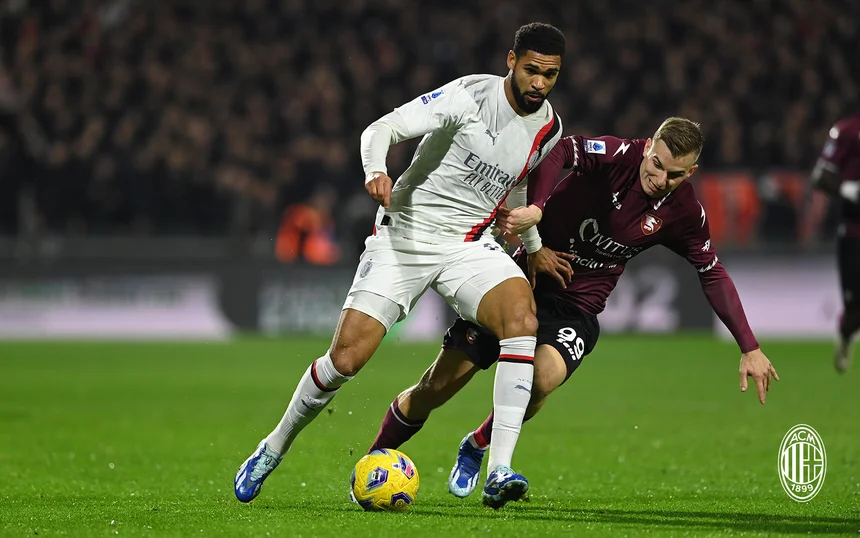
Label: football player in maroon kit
xmin=811 ymin=114 xmax=860 ymax=373
xmin=365 ymin=117 xmax=779 ymax=503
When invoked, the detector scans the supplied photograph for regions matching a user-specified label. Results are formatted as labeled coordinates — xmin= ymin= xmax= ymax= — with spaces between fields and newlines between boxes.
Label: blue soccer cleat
xmin=447 ymin=434 xmax=486 ymax=498
xmin=234 ymin=440 xmax=282 ymax=503
xmin=481 ymin=465 xmax=529 ymax=509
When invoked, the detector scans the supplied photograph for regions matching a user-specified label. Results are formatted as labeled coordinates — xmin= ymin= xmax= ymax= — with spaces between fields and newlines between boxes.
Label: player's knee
xmin=501 ymin=308 xmax=538 ymax=339
xmin=328 ymin=344 xmax=369 ymax=377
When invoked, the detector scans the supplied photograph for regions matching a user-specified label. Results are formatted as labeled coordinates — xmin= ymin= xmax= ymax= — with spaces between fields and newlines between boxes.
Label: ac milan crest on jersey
xmin=640 ymin=214 xmax=663 ymax=235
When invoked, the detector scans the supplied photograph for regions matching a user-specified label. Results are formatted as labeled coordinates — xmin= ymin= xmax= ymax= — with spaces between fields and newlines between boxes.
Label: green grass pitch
xmin=1 ymin=335 xmax=859 ymax=537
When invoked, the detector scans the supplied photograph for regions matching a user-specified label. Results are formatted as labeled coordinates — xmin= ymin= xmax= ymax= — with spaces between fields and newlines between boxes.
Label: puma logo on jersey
xmin=485 ymin=129 xmax=498 ymax=145
xmin=641 ymin=214 xmax=663 ymax=235
xmin=611 ymin=191 xmax=622 ymax=210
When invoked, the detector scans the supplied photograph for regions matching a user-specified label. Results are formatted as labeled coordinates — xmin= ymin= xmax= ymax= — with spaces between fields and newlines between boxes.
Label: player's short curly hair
xmin=653 ymin=117 xmax=704 ymax=162
xmin=513 ymin=22 xmax=566 ymax=58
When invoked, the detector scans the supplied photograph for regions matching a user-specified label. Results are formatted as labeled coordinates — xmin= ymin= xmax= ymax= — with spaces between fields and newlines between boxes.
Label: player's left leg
xmin=434 ymin=242 xmax=537 ymax=508
xmin=835 ymin=236 xmax=860 ymax=372
xmin=448 ymin=343 xmax=566 ymax=497
xmin=449 ymin=305 xmax=599 ymax=499
xmin=466 ymin=275 xmax=537 ymax=508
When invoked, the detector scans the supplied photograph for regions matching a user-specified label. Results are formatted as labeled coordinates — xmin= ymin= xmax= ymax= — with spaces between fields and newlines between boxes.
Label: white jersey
xmin=361 ymin=74 xmax=562 ymax=245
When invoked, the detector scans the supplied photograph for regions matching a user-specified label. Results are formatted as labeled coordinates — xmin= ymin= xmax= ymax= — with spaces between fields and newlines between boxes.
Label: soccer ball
xmin=350 ymin=449 xmax=419 ymax=512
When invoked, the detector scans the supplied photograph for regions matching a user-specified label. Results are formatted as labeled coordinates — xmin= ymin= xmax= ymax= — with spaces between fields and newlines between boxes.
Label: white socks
xmin=264 ymin=352 xmax=353 ymax=455
xmin=487 ymin=336 xmax=535 ymax=472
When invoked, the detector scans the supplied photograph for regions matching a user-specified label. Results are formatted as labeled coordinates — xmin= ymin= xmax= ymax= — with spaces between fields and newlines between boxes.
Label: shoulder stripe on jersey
xmin=537 ymin=112 xmax=561 ymax=157
xmin=464 ymin=113 xmax=559 ymax=242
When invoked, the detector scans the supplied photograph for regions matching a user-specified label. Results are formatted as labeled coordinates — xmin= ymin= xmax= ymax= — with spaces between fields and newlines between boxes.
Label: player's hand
xmin=365 ymin=171 xmax=392 ymax=208
xmin=496 ymin=204 xmax=543 ymax=235
xmin=739 ymin=348 xmax=779 ymax=404
xmin=528 ymin=246 xmax=574 ymax=289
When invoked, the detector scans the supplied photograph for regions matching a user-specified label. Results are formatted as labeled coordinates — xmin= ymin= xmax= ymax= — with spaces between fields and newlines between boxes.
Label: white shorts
xmin=342 ymin=231 xmax=526 ymax=332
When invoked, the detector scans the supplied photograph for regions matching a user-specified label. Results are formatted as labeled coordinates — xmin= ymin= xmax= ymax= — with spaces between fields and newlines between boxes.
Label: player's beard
xmin=511 ymin=77 xmax=547 ymax=114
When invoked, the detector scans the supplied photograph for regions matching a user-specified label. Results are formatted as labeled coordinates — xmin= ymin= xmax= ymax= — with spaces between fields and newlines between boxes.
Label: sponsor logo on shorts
xmin=359 ymin=260 xmax=373 ymax=278
xmin=779 ymin=424 xmax=826 ymax=502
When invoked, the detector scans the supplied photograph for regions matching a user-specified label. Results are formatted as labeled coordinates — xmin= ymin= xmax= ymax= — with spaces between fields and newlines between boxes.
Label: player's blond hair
xmin=653 ymin=117 xmax=704 ymax=162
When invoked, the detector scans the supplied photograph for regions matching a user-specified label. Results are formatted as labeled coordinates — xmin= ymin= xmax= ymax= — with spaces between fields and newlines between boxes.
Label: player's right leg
xmin=236 ymin=232 xmax=433 ymax=502
xmin=835 ymin=236 xmax=860 ymax=373
xmin=235 ymin=306 xmax=387 ymax=502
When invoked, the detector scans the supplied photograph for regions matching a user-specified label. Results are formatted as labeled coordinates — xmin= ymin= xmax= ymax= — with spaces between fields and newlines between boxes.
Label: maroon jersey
xmin=815 ymin=114 xmax=860 ymax=237
xmin=523 ymin=135 xmax=759 ymax=353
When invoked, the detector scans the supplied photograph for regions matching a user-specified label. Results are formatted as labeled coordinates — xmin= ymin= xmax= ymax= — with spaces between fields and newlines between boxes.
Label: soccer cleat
xmin=448 ymin=434 xmax=486 ymax=498
xmin=834 ymin=337 xmax=853 ymax=373
xmin=234 ymin=440 xmax=282 ymax=503
xmin=481 ymin=465 xmax=529 ymax=509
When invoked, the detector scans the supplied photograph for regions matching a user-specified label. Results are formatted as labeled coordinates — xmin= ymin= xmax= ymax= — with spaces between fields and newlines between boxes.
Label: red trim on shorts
xmin=464 ymin=113 xmax=558 ymax=242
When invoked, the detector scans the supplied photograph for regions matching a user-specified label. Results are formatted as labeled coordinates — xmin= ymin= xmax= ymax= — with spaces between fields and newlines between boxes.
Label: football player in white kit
xmin=236 ymin=22 xmax=568 ymax=509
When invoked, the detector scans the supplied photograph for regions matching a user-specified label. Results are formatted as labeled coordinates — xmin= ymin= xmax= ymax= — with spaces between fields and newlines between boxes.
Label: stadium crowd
xmin=0 ymin=0 xmax=857 ymax=255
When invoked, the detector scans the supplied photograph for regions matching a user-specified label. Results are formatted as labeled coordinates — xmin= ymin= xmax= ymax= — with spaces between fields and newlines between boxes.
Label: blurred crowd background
xmin=0 ymin=0 xmax=857 ymax=262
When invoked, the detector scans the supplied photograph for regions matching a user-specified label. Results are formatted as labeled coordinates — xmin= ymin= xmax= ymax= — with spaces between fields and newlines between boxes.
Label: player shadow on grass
xmin=402 ymin=505 xmax=860 ymax=535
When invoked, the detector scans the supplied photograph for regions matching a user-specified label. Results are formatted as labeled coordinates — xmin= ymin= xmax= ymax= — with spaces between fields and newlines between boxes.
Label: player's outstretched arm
xmin=667 ymin=205 xmax=780 ymax=404
xmin=739 ymin=348 xmax=780 ymax=405
xmin=694 ymin=262 xmax=781 ymax=404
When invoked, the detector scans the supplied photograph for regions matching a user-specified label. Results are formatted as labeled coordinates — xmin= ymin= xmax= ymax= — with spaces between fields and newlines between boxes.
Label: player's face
xmin=639 ymin=138 xmax=699 ymax=198
xmin=506 ymin=50 xmax=561 ymax=115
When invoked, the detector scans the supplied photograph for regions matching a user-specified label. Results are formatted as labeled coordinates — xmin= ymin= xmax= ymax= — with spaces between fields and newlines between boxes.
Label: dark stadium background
xmin=0 ymin=1 xmax=858 ymax=536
